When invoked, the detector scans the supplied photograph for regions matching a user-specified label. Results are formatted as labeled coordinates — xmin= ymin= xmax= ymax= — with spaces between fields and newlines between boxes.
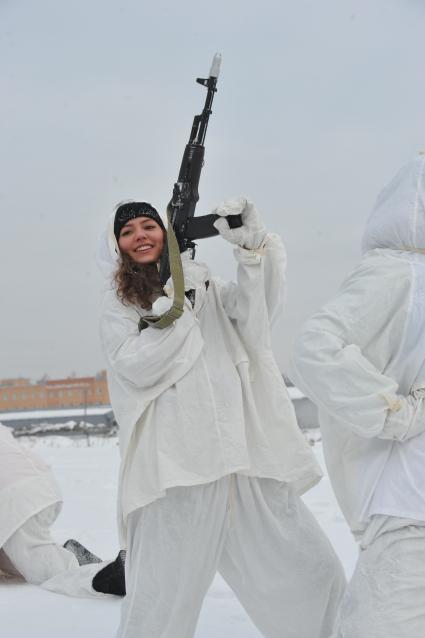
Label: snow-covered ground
xmin=0 ymin=435 xmax=357 ymax=638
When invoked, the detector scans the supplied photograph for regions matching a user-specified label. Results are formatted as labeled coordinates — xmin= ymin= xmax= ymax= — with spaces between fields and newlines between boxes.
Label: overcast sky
xmin=1 ymin=0 xmax=425 ymax=381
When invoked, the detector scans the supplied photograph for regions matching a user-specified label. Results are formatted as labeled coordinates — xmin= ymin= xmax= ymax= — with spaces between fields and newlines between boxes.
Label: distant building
xmin=0 ymin=371 xmax=110 ymax=412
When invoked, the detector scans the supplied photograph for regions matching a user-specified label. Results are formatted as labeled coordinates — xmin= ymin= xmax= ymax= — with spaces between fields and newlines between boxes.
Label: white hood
xmin=96 ymin=217 xmax=120 ymax=286
xmin=362 ymin=154 xmax=425 ymax=254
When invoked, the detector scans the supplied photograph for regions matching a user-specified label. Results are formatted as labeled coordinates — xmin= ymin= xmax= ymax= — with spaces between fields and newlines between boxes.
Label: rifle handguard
xmin=185 ymin=213 xmax=242 ymax=240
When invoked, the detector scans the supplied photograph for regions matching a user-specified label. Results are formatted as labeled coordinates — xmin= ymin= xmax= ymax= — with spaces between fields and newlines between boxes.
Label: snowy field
xmin=0 ymin=435 xmax=357 ymax=638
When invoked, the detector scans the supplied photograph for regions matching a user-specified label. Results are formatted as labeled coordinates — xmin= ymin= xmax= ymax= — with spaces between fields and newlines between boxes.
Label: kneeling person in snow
xmin=291 ymin=154 xmax=425 ymax=638
xmin=0 ymin=423 xmax=125 ymax=597
xmin=99 ymin=199 xmax=346 ymax=638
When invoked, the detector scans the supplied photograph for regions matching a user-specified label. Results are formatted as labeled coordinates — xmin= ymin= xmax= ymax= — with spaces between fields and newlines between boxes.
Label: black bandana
xmin=114 ymin=202 xmax=166 ymax=240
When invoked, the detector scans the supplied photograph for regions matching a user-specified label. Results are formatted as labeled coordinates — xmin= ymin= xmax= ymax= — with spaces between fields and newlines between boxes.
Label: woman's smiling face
xmin=118 ymin=216 xmax=165 ymax=264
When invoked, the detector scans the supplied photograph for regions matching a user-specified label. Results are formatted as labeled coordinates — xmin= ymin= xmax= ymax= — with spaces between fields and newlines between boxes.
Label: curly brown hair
xmin=114 ymin=252 xmax=164 ymax=310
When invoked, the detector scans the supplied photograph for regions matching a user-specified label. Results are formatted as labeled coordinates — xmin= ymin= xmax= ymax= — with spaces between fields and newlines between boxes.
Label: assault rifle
xmin=159 ymin=53 xmax=242 ymax=286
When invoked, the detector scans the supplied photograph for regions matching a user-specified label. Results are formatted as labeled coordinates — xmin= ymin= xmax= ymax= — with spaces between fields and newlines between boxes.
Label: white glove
xmin=380 ymin=387 xmax=425 ymax=441
xmin=151 ymin=296 xmax=173 ymax=316
xmin=181 ymin=250 xmax=210 ymax=291
xmin=164 ymin=250 xmax=210 ymax=314
xmin=164 ymin=250 xmax=210 ymax=293
xmin=213 ymin=197 xmax=267 ymax=250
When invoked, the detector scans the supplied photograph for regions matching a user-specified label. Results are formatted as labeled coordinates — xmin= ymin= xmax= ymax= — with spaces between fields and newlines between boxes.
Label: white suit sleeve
xmin=219 ymin=233 xmax=287 ymax=344
xmin=100 ymin=300 xmax=202 ymax=390
xmin=291 ymin=260 xmax=416 ymax=440
xmin=380 ymin=388 xmax=425 ymax=441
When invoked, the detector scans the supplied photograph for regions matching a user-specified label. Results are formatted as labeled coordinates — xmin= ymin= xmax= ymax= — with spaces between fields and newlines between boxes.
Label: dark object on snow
xmin=63 ymin=539 xmax=102 ymax=566
xmin=158 ymin=53 xmax=242 ymax=286
xmin=92 ymin=550 xmax=126 ymax=597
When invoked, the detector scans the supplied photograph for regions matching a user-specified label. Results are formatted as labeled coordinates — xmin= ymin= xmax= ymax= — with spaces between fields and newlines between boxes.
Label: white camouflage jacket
xmin=99 ymin=215 xmax=321 ymax=544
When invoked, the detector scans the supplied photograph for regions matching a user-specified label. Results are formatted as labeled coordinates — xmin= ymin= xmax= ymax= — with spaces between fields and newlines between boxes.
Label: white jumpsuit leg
xmin=117 ymin=475 xmax=345 ymax=638
xmin=3 ymin=504 xmax=110 ymax=597
xmin=331 ymin=516 xmax=425 ymax=638
xmin=219 ymin=475 xmax=346 ymax=638
xmin=117 ymin=478 xmax=230 ymax=638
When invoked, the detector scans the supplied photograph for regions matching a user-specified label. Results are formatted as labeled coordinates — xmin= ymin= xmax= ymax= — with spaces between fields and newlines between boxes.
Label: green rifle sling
xmin=138 ymin=208 xmax=185 ymax=332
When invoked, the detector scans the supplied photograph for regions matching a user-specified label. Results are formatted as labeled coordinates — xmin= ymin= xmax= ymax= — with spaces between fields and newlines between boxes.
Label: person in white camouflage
xmin=0 ymin=423 xmax=125 ymax=597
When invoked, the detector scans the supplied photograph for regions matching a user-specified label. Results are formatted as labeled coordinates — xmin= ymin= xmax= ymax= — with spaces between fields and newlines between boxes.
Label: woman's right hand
xmin=164 ymin=251 xmax=209 ymax=292
xmin=164 ymin=251 xmax=210 ymax=314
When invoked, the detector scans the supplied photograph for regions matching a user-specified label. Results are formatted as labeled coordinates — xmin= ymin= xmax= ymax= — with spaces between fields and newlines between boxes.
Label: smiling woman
xmin=99 ymin=196 xmax=346 ymax=638
xmin=118 ymin=216 xmax=164 ymax=264
xmin=113 ymin=201 xmax=166 ymax=310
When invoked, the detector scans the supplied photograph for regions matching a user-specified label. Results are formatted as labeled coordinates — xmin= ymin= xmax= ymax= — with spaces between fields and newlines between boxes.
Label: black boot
xmin=63 ymin=539 xmax=102 ymax=566
xmin=92 ymin=550 xmax=126 ymax=597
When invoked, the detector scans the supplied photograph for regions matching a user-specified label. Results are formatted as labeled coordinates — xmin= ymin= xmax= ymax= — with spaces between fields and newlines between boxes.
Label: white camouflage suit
xmin=291 ymin=154 xmax=425 ymax=638
xmin=99 ymin=198 xmax=346 ymax=638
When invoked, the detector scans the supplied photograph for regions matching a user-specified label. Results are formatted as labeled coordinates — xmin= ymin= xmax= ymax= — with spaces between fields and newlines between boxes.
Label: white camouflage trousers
xmin=331 ymin=515 xmax=425 ymax=638
xmin=117 ymin=474 xmax=346 ymax=638
xmin=2 ymin=504 xmax=108 ymax=598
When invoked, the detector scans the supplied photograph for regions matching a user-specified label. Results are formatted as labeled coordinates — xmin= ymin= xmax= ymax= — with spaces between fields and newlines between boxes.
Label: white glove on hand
xmin=380 ymin=387 xmax=425 ymax=441
xmin=213 ymin=197 xmax=267 ymax=250
xmin=151 ymin=296 xmax=173 ymax=316
xmin=164 ymin=250 xmax=210 ymax=314
xmin=181 ymin=250 xmax=210 ymax=291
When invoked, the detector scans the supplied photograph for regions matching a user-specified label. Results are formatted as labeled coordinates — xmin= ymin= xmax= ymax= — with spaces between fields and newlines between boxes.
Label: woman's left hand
xmin=212 ymin=197 xmax=267 ymax=250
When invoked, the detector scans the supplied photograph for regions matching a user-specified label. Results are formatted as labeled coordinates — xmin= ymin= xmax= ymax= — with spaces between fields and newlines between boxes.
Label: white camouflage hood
xmin=362 ymin=154 xmax=425 ymax=254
